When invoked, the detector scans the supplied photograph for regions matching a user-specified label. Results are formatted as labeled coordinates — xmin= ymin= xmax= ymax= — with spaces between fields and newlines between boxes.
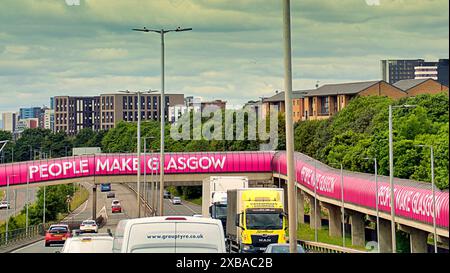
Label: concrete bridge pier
xmin=92 ymin=185 xmax=97 ymax=220
xmin=297 ymin=189 xmax=305 ymax=224
xmin=399 ymin=225 xmax=429 ymax=253
xmin=323 ymin=203 xmax=342 ymax=237
xmin=438 ymin=236 xmax=449 ymax=249
xmin=348 ymin=210 xmax=365 ymax=247
xmin=305 ymin=194 xmax=322 ymax=230
xmin=379 ymin=218 xmax=393 ymax=253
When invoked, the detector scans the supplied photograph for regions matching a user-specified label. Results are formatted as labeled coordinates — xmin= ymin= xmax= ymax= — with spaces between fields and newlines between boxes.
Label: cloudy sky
xmin=0 ymin=0 xmax=448 ymax=115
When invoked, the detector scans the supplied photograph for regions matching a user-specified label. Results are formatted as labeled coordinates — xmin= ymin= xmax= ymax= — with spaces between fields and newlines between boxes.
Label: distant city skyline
xmin=0 ymin=0 xmax=448 ymax=113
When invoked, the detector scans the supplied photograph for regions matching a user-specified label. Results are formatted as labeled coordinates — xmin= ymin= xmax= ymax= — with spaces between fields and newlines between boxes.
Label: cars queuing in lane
xmin=171 ymin=196 xmax=182 ymax=205
xmin=45 ymin=224 xmax=72 ymax=247
xmin=80 ymin=219 xmax=98 ymax=233
xmin=101 ymin=183 xmax=112 ymax=192
xmin=111 ymin=199 xmax=122 ymax=213
xmin=264 ymin=243 xmax=306 ymax=253
xmin=0 ymin=201 xmax=10 ymax=209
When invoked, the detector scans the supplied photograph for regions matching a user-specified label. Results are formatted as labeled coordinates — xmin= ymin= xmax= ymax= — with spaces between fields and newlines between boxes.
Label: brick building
xmin=393 ymin=79 xmax=449 ymax=97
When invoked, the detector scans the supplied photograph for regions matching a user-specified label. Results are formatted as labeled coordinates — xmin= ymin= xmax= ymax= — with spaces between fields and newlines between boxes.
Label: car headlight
xmin=243 ymin=244 xmax=251 ymax=251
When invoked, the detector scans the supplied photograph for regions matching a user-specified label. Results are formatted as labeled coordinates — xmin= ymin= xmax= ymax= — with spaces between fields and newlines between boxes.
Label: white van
xmin=113 ymin=216 xmax=226 ymax=253
xmin=60 ymin=234 xmax=113 ymax=253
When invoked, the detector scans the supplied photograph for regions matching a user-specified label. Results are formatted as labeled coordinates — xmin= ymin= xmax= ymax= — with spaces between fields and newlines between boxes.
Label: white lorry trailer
xmin=202 ymin=176 xmax=249 ymax=234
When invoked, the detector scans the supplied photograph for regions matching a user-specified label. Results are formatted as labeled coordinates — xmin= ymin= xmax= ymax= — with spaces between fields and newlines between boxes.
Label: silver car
xmin=0 ymin=201 xmax=10 ymax=209
xmin=171 ymin=197 xmax=182 ymax=205
xmin=264 ymin=243 xmax=306 ymax=253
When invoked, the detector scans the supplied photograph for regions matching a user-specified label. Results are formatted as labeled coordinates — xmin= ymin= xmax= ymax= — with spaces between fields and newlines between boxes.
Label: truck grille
xmin=250 ymin=235 xmax=279 ymax=247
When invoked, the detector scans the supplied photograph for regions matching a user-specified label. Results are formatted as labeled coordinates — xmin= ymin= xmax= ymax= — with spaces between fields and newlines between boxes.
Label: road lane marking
xmin=11 ymin=239 xmax=44 ymax=253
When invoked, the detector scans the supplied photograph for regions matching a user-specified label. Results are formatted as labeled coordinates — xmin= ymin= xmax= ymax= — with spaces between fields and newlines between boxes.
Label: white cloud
xmin=3 ymin=45 xmax=29 ymax=55
xmin=85 ymin=48 xmax=129 ymax=60
xmin=0 ymin=0 xmax=448 ymax=113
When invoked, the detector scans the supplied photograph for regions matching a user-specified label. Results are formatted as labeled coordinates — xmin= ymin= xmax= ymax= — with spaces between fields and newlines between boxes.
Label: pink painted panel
xmin=0 ymin=151 xmax=448 ymax=228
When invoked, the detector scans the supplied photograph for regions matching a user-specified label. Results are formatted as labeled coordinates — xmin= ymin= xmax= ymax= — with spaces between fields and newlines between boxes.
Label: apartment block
xmin=54 ymin=96 xmax=100 ymax=135
xmin=381 ymin=58 xmax=449 ymax=86
xmin=19 ymin=107 xmax=42 ymax=120
xmin=44 ymin=109 xmax=55 ymax=131
xmin=263 ymin=80 xmax=409 ymax=122
xmin=1 ymin=112 xmax=17 ymax=132
xmin=381 ymin=59 xmax=425 ymax=84
xmin=99 ymin=93 xmax=184 ymax=130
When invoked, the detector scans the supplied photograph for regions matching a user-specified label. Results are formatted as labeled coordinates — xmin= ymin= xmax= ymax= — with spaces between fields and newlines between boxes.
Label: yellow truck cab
xmin=226 ymin=188 xmax=287 ymax=253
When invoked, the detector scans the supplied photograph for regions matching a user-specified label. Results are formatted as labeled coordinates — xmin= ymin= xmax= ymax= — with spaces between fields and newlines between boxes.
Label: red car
xmin=112 ymin=205 xmax=122 ymax=213
xmin=45 ymin=224 xmax=71 ymax=247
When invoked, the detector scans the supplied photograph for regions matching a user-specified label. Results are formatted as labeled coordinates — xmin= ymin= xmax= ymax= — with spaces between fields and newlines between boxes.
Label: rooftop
xmin=393 ymin=78 xmax=432 ymax=91
xmin=264 ymin=90 xmax=313 ymax=102
xmin=304 ymin=80 xmax=382 ymax=97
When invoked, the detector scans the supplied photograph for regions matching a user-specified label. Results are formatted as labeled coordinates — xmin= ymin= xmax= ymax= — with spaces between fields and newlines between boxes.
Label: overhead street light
xmin=388 ymin=104 xmax=417 ymax=253
xmin=119 ymin=89 xmax=158 ymax=218
xmin=0 ymin=140 xmax=9 ymax=154
xmin=133 ymin=25 xmax=193 ymax=216
xmin=416 ymin=144 xmax=438 ymax=253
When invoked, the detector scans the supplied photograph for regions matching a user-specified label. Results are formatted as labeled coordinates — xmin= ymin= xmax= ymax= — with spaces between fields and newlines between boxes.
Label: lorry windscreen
xmin=245 ymin=209 xmax=283 ymax=230
xmin=214 ymin=205 xmax=227 ymax=218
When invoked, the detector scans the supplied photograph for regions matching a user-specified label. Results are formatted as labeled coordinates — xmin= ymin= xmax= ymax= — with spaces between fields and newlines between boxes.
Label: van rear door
xmin=174 ymin=222 xmax=224 ymax=253
xmin=127 ymin=222 xmax=176 ymax=253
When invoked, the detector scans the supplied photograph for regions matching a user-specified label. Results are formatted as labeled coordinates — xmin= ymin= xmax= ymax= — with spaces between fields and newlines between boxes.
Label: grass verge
xmin=186 ymin=197 xmax=202 ymax=206
xmin=297 ymin=223 xmax=367 ymax=251
xmin=70 ymin=185 xmax=89 ymax=211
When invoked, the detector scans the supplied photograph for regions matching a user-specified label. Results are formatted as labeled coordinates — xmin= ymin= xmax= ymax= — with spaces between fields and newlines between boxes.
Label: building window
xmin=147 ymin=96 xmax=152 ymax=109
xmin=321 ymin=97 xmax=329 ymax=115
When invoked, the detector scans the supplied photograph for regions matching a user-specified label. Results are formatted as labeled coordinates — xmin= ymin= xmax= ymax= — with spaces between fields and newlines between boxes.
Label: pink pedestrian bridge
xmin=0 ymin=151 xmax=448 ymax=232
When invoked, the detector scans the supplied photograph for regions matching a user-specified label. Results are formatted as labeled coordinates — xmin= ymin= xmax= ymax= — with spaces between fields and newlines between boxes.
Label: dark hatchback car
xmin=163 ymin=191 xmax=171 ymax=199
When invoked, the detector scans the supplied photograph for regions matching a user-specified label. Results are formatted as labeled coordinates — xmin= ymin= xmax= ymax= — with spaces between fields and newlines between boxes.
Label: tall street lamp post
xmin=389 ymin=104 xmax=416 ymax=253
xmin=133 ymin=26 xmax=192 ymax=216
xmin=416 ymin=144 xmax=438 ymax=253
xmin=119 ymin=90 xmax=158 ymax=218
xmin=281 ymin=0 xmax=297 ymax=253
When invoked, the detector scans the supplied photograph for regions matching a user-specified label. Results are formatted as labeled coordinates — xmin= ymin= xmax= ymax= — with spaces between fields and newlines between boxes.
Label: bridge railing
xmin=0 ymin=223 xmax=52 ymax=248
xmin=298 ymin=240 xmax=366 ymax=253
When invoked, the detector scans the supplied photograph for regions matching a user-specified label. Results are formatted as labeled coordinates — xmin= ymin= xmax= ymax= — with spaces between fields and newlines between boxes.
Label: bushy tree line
xmin=0 ymin=128 xmax=105 ymax=163
xmin=101 ymin=110 xmax=284 ymax=199
xmin=0 ymin=184 xmax=76 ymax=232
xmin=294 ymin=93 xmax=449 ymax=189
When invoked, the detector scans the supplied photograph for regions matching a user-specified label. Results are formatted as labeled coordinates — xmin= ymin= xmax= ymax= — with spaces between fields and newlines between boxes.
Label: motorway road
xmin=128 ymin=182 xmax=202 ymax=217
xmin=12 ymin=182 xmax=201 ymax=253
xmin=0 ymin=187 xmax=37 ymax=222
